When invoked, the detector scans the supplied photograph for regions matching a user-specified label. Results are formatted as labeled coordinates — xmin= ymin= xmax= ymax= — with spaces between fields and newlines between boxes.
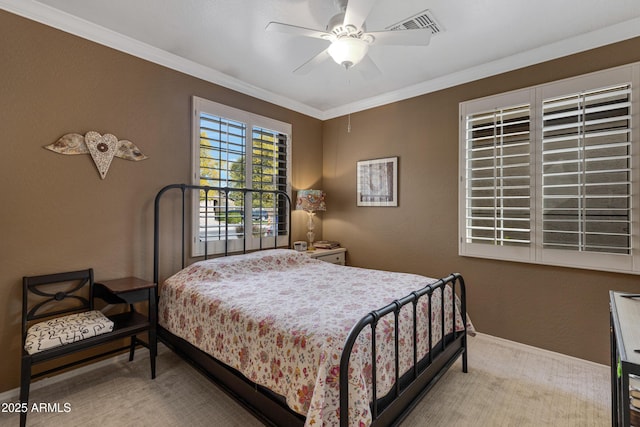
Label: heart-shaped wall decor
xmin=85 ymin=131 xmax=118 ymax=179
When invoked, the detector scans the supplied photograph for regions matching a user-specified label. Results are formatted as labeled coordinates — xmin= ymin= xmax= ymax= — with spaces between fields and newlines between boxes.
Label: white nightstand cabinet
xmin=306 ymin=247 xmax=346 ymax=265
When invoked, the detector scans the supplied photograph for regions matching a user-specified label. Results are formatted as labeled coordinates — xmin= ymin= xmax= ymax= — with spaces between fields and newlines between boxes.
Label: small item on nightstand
xmin=314 ymin=240 xmax=340 ymax=249
xmin=294 ymin=241 xmax=307 ymax=251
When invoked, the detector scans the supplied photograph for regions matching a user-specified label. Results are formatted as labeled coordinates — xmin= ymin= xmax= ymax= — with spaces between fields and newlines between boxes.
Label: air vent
xmin=385 ymin=9 xmax=442 ymax=34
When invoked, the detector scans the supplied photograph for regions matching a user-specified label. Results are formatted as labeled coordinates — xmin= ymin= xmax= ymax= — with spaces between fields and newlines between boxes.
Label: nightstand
xmin=306 ymin=247 xmax=347 ymax=265
xmin=94 ymin=277 xmax=157 ymax=378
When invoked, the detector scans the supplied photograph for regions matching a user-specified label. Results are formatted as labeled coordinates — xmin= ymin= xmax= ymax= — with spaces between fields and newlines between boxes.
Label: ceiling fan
xmin=265 ymin=0 xmax=433 ymax=77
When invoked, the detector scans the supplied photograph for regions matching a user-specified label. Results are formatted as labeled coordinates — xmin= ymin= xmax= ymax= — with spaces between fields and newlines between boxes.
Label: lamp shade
xmin=296 ymin=190 xmax=326 ymax=212
xmin=327 ymin=37 xmax=369 ymax=69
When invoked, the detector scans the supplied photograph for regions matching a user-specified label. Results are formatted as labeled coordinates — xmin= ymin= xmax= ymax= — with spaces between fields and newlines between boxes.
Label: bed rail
xmin=339 ymin=273 xmax=467 ymax=426
xmin=153 ymin=183 xmax=292 ymax=285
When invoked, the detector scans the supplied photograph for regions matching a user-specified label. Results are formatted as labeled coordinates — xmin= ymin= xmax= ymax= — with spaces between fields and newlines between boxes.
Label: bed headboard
xmin=153 ymin=183 xmax=292 ymax=284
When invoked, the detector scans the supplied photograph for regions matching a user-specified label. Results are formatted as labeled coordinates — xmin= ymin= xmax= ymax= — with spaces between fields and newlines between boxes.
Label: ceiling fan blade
xmin=293 ymin=48 xmax=332 ymax=75
xmin=366 ymin=29 xmax=432 ymax=46
xmin=266 ymin=22 xmax=333 ymax=41
xmin=343 ymin=0 xmax=378 ymax=30
xmin=357 ymin=54 xmax=382 ymax=80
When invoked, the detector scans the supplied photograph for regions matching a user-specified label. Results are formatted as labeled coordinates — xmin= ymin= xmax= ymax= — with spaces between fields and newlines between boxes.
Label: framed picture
xmin=357 ymin=157 xmax=398 ymax=207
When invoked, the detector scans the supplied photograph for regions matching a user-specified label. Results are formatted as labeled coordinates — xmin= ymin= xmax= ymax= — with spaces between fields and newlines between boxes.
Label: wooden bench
xmin=20 ymin=268 xmax=156 ymax=427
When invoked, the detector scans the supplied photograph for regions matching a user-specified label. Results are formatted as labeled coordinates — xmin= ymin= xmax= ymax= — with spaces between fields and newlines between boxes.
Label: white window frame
xmin=459 ymin=63 xmax=640 ymax=274
xmin=192 ymin=96 xmax=292 ymax=256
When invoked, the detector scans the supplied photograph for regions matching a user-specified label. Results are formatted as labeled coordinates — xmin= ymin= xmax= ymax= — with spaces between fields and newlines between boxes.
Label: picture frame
xmin=356 ymin=157 xmax=398 ymax=207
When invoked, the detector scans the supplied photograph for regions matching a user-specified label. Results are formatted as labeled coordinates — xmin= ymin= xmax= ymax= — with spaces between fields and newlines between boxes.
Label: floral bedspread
xmin=159 ymin=249 xmax=466 ymax=426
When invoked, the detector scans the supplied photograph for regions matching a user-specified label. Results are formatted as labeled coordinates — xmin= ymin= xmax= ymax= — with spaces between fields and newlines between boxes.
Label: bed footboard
xmin=340 ymin=273 xmax=467 ymax=427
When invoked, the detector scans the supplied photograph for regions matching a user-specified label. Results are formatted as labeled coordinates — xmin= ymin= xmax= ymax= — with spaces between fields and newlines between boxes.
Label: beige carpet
xmin=401 ymin=334 xmax=609 ymax=427
xmin=0 ymin=333 xmax=609 ymax=427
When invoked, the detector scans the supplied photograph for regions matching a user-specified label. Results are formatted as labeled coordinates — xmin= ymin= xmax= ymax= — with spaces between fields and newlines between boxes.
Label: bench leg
xmin=20 ymin=356 xmax=31 ymax=427
xmin=150 ymin=328 xmax=156 ymax=379
xmin=129 ymin=335 xmax=136 ymax=361
xmin=149 ymin=286 xmax=157 ymax=379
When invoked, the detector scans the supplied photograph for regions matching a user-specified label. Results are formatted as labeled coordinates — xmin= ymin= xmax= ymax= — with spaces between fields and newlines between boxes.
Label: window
xmin=192 ymin=96 xmax=291 ymax=255
xmin=459 ymin=64 xmax=640 ymax=274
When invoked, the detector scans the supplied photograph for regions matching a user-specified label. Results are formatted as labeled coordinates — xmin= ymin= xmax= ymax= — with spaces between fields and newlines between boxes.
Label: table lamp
xmin=296 ymin=189 xmax=326 ymax=250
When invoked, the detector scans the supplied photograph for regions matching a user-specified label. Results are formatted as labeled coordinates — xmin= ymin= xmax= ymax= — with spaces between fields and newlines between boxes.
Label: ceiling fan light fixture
xmin=328 ymin=37 xmax=369 ymax=69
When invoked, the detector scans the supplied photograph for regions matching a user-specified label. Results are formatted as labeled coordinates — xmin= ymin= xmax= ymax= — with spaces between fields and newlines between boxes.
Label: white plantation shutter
xmin=252 ymin=127 xmax=287 ymax=194
xmin=199 ymin=113 xmax=246 ymax=189
xmin=197 ymin=113 xmax=247 ymax=242
xmin=541 ymin=84 xmax=632 ymax=255
xmin=192 ymin=97 xmax=291 ymax=255
xmin=251 ymin=127 xmax=289 ymax=237
xmin=464 ymin=104 xmax=531 ymax=247
xmin=460 ymin=63 xmax=640 ymax=274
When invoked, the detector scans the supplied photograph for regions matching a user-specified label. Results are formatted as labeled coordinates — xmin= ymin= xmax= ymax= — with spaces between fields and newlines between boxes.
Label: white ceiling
xmin=3 ymin=0 xmax=640 ymax=119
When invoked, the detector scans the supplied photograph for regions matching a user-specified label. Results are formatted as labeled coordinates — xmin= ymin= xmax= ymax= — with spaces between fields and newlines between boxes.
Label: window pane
xmin=542 ymin=84 xmax=631 ymax=254
xmin=251 ymin=127 xmax=288 ymax=238
xmin=198 ymin=114 xmax=247 ymax=242
xmin=199 ymin=113 xmax=246 ymax=189
xmin=465 ymin=105 xmax=531 ymax=246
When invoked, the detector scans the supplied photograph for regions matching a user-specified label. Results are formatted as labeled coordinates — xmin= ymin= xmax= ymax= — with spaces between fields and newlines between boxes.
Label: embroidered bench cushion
xmin=25 ymin=310 xmax=114 ymax=355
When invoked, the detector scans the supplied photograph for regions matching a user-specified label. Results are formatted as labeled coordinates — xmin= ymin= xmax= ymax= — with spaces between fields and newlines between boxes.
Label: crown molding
xmin=320 ymin=16 xmax=640 ymax=119
xmin=0 ymin=0 xmax=325 ymax=119
xmin=2 ymin=1 xmax=640 ymax=121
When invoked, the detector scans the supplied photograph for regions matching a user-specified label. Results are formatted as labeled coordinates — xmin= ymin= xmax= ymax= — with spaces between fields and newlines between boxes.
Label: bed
xmin=153 ymin=184 xmax=469 ymax=426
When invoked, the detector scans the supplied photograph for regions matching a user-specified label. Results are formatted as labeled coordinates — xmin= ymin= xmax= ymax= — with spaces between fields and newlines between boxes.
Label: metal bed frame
xmin=153 ymin=183 xmax=468 ymax=426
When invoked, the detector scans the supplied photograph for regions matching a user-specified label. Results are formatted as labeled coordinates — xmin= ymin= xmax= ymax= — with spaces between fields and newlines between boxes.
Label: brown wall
xmin=322 ymin=37 xmax=640 ymax=365
xmin=3 ymin=6 xmax=640 ymax=395
xmin=0 ymin=10 xmax=322 ymax=392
